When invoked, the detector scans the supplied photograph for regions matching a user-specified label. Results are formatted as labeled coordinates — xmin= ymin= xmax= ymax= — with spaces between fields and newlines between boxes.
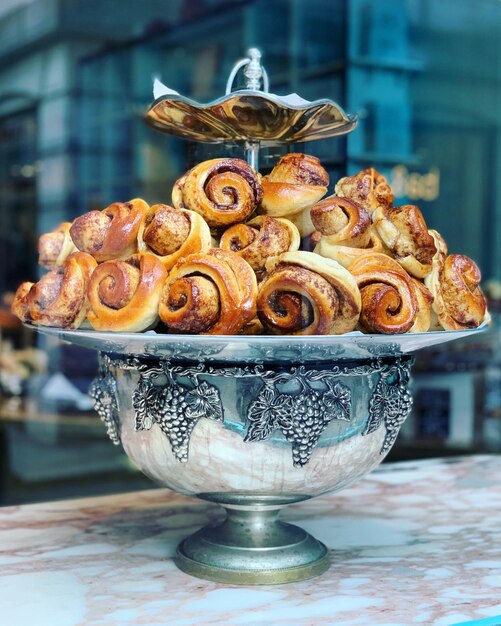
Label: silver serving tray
xmin=31 ymin=324 xmax=488 ymax=364
xmin=144 ymin=90 xmax=357 ymax=144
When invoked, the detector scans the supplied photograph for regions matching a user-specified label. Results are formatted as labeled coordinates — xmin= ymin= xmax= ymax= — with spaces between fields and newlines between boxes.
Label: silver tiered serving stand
xmin=35 ymin=50 xmax=485 ymax=585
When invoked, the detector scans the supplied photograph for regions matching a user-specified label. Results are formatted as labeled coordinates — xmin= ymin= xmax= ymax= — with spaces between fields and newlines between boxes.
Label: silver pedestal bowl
xmin=37 ymin=326 xmax=484 ymax=584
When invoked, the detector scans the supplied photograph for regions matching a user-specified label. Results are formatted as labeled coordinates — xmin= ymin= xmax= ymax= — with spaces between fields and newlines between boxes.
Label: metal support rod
xmin=245 ymin=140 xmax=260 ymax=171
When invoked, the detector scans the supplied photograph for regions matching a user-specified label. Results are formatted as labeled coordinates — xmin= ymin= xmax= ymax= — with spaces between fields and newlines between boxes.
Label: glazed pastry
xmin=409 ymin=278 xmax=434 ymax=333
xmin=257 ymin=251 xmax=361 ymax=335
xmin=349 ymin=254 xmax=418 ymax=334
xmin=87 ymin=254 xmax=167 ymax=332
xmin=425 ymin=252 xmax=487 ymax=330
xmin=137 ymin=204 xmax=212 ymax=270
xmin=219 ymin=215 xmax=300 ymax=277
xmin=311 ymin=196 xmax=384 ymax=268
xmin=159 ymin=248 xmax=257 ymax=335
xmin=11 ymin=252 xmax=97 ymax=328
xmin=372 ymin=204 xmax=437 ymax=278
xmin=11 ymin=282 xmax=35 ymax=323
xmin=260 ymin=153 xmax=329 ymax=236
xmin=70 ymin=198 xmax=149 ymax=262
xmin=172 ymin=158 xmax=262 ymax=230
xmin=38 ymin=222 xmax=78 ymax=269
xmin=335 ymin=168 xmax=393 ymax=215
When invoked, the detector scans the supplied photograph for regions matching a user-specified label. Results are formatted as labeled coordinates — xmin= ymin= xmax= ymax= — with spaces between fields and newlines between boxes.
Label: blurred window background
xmin=0 ymin=0 xmax=499 ymax=504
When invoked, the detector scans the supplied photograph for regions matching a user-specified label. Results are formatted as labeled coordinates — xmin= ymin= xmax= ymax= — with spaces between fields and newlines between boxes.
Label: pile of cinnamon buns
xmin=12 ymin=154 xmax=489 ymax=335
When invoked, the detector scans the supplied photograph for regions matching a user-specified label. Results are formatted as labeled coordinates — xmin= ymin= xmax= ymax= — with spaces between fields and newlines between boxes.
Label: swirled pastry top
xmin=372 ymin=204 xmax=437 ymax=278
xmin=258 ymin=250 xmax=361 ymax=335
xmin=87 ymin=254 xmax=167 ymax=332
xmin=159 ymin=248 xmax=257 ymax=335
xmin=70 ymin=198 xmax=148 ymax=262
xmin=219 ymin=215 xmax=300 ymax=276
xmin=335 ymin=168 xmax=393 ymax=214
xmin=311 ymin=196 xmax=372 ymax=247
xmin=425 ymin=252 xmax=487 ymax=331
xmin=12 ymin=252 xmax=97 ymax=329
xmin=350 ymin=253 xmax=420 ymax=334
xmin=172 ymin=158 xmax=262 ymax=229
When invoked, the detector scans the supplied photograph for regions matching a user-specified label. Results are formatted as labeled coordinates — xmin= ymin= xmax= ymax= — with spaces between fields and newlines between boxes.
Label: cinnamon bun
xmin=38 ymin=222 xmax=78 ymax=269
xmin=349 ymin=254 xmax=419 ymax=334
xmin=425 ymin=252 xmax=487 ymax=330
xmin=137 ymin=204 xmax=212 ymax=270
xmin=260 ymin=153 xmax=329 ymax=236
xmin=172 ymin=158 xmax=262 ymax=230
xmin=70 ymin=198 xmax=148 ymax=262
xmin=219 ymin=215 xmax=300 ymax=277
xmin=159 ymin=248 xmax=257 ymax=335
xmin=12 ymin=252 xmax=97 ymax=329
xmin=372 ymin=204 xmax=437 ymax=278
xmin=257 ymin=251 xmax=361 ymax=335
xmin=335 ymin=168 xmax=393 ymax=215
xmin=87 ymin=254 xmax=167 ymax=332
xmin=311 ymin=196 xmax=384 ymax=268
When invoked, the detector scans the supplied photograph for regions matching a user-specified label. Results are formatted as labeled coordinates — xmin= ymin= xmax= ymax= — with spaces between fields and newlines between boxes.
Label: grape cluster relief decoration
xmin=92 ymin=355 xmax=413 ymax=467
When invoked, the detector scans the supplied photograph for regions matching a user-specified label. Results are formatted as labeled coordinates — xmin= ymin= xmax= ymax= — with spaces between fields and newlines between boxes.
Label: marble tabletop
xmin=1 ymin=455 xmax=501 ymax=626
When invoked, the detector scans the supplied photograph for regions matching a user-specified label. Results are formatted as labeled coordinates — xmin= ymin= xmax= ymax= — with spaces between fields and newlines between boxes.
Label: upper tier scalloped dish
xmin=144 ymin=91 xmax=357 ymax=143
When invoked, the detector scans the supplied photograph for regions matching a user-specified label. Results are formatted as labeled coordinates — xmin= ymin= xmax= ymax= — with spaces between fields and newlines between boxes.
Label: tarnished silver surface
xmin=86 ymin=352 xmax=413 ymax=583
xmin=94 ymin=354 xmax=413 ymax=491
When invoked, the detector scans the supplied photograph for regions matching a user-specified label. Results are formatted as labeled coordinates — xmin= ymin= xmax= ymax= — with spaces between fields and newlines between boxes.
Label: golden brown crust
xmin=70 ymin=198 xmax=149 ymax=262
xmin=335 ymin=168 xmax=393 ymax=214
xmin=311 ymin=196 xmax=372 ymax=244
xmin=13 ymin=252 xmax=98 ymax=329
xmin=11 ymin=282 xmax=35 ymax=323
xmin=425 ymin=253 xmax=487 ymax=330
xmin=87 ymin=254 xmax=167 ymax=332
xmin=260 ymin=154 xmax=329 ymax=236
xmin=372 ymin=204 xmax=437 ymax=278
xmin=38 ymin=222 xmax=78 ymax=269
xmin=159 ymin=249 xmax=257 ymax=335
xmin=349 ymin=254 xmax=418 ymax=334
xmin=171 ymin=158 xmax=262 ymax=230
xmin=257 ymin=251 xmax=361 ymax=335
xmin=219 ymin=216 xmax=300 ymax=277
xmin=409 ymin=278 xmax=434 ymax=333
xmin=310 ymin=196 xmax=387 ymax=268
xmin=314 ymin=229 xmax=384 ymax=269
xmin=137 ymin=204 xmax=212 ymax=270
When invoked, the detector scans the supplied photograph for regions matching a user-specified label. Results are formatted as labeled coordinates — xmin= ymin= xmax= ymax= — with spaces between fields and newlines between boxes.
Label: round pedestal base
xmin=174 ymin=506 xmax=330 ymax=585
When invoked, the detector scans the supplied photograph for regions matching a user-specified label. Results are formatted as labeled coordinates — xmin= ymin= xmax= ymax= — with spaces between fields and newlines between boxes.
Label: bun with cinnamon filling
xmin=38 ymin=222 xmax=78 ymax=269
xmin=70 ymin=198 xmax=148 ymax=262
xmin=425 ymin=251 xmax=487 ymax=330
xmin=159 ymin=248 xmax=257 ymax=335
xmin=335 ymin=168 xmax=393 ymax=215
xmin=220 ymin=215 xmax=300 ymax=278
xmin=257 ymin=251 xmax=361 ymax=335
xmin=311 ymin=196 xmax=384 ymax=268
xmin=372 ymin=204 xmax=437 ymax=278
xmin=172 ymin=158 xmax=262 ymax=231
xmin=260 ymin=153 xmax=329 ymax=236
xmin=349 ymin=254 xmax=420 ymax=334
xmin=87 ymin=254 xmax=167 ymax=332
xmin=11 ymin=252 xmax=97 ymax=328
xmin=137 ymin=204 xmax=212 ymax=270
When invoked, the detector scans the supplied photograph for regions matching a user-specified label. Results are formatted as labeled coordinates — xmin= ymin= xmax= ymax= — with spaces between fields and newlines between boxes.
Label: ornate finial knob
xmin=225 ymin=48 xmax=269 ymax=94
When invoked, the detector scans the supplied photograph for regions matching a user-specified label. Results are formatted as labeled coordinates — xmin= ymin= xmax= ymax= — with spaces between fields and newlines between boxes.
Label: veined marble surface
xmin=1 ymin=455 xmax=501 ymax=626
